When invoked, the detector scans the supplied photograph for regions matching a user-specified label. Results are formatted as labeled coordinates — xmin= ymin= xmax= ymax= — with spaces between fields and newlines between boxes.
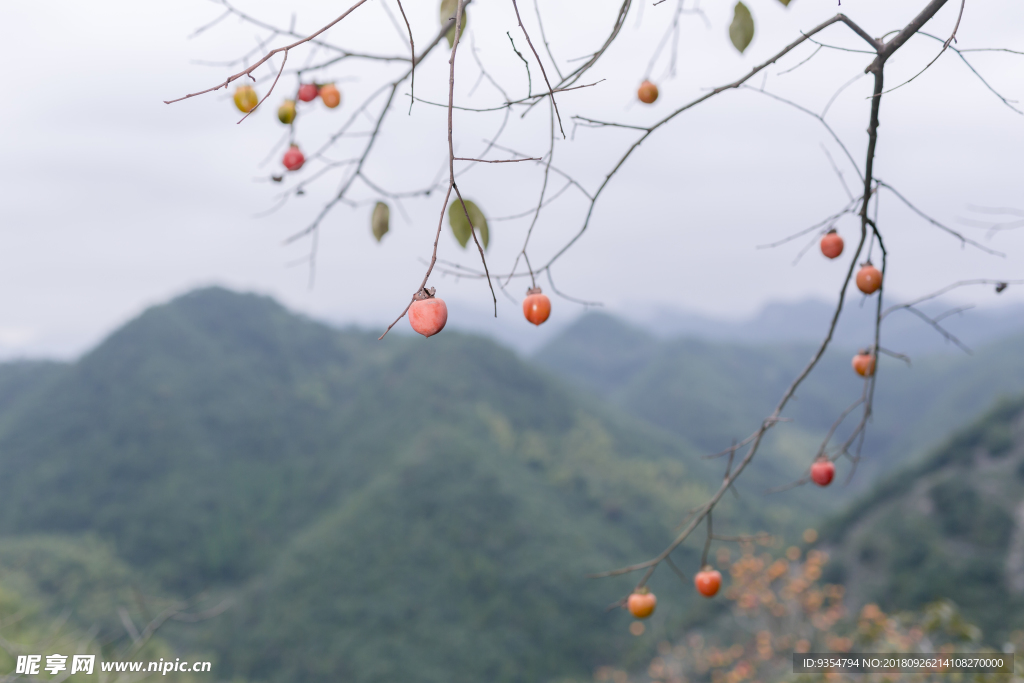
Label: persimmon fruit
xmin=320 ymin=84 xmax=341 ymax=109
xmin=856 ymin=263 xmax=882 ymax=294
xmin=810 ymin=459 xmax=835 ymax=487
xmin=627 ymin=589 xmax=657 ymax=619
xmin=233 ymin=85 xmax=258 ymax=113
xmin=852 ymin=351 xmax=875 ymax=377
xmin=298 ymin=83 xmax=319 ymax=102
xmin=283 ymin=145 xmax=305 ymax=172
xmin=523 ymin=288 xmax=551 ymax=326
xmin=695 ymin=567 xmax=722 ymax=597
xmin=638 ymin=80 xmax=659 ymax=104
xmin=409 ymin=291 xmax=447 ymax=337
xmin=820 ymin=230 xmax=843 ymax=259
xmin=278 ymin=99 xmax=296 ymax=125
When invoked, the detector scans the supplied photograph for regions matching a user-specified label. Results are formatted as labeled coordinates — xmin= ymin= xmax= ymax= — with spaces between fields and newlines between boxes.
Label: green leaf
xmin=729 ymin=2 xmax=755 ymax=53
xmin=371 ymin=202 xmax=390 ymax=242
xmin=448 ymin=199 xmax=488 ymax=250
xmin=439 ymin=0 xmax=468 ymax=48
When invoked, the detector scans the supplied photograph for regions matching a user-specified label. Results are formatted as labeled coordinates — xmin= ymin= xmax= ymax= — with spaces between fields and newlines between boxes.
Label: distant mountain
xmin=0 ymin=287 xmax=789 ymax=683
xmin=436 ymin=299 xmax=578 ymax=355
xmin=3 ymin=289 xmax=1018 ymax=681
xmin=618 ymin=297 xmax=1024 ymax=355
xmin=535 ymin=312 xmax=1024 ymax=495
xmin=821 ymin=395 xmax=1024 ymax=641
xmin=427 ymin=295 xmax=1024 ymax=359
xmin=0 ymin=360 xmax=63 ymax=421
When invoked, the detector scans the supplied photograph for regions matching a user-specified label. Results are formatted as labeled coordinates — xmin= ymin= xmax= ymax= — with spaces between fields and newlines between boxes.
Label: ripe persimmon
xmin=638 ymin=80 xmax=659 ymax=104
xmin=320 ymin=84 xmax=341 ymax=109
xmin=810 ymin=458 xmax=835 ymax=487
xmin=283 ymin=145 xmax=305 ymax=171
xmin=856 ymin=262 xmax=882 ymax=294
xmin=298 ymin=83 xmax=319 ymax=102
xmin=852 ymin=351 xmax=875 ymax=377
xmin=233 ymin=85 xmax=258 ymax=113
xmin=409 ymin=290 xmax=447 ymax=337
xmin=820 ymin=230 xmax=843 ymax=259
xmin=278 ymin=99 xmax=296 ymax=125
xmin=695 ymin=567 xmax=722 ymax=597
xmin=523 ymin=288 xmax=551 ymax=326
xmin=627 ymin=588 xmax=657 ymax=619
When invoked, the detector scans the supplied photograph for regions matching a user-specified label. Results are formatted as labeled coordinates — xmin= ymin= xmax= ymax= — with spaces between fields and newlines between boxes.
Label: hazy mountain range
xmin=424 ymin=294 xmax=1024 ymax=357
xmin=0 ymin=287 xmax=1020 ymax=681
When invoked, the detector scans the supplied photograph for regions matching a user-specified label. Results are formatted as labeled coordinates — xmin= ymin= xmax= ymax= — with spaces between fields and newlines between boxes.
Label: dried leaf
xmin=371 ymin=202 xmax=390 ymax=242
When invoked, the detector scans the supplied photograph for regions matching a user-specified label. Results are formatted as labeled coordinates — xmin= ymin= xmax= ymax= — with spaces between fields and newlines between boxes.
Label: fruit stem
xmin=413 ymin=287 xmax=436 ymax=301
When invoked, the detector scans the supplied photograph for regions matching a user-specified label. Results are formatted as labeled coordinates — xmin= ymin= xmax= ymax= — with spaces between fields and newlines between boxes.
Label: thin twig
xmin=510 ymin=0 xmax=565 ymax=138
xmin=395 ymin=0 xmax=415 ymax=114
xmin=166 ymin=0 xmax=372 ymax=104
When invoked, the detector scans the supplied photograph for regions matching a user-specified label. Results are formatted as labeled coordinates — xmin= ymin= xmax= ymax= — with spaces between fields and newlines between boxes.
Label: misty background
xmin=1 ymin=0 xmax=1022 ymax=359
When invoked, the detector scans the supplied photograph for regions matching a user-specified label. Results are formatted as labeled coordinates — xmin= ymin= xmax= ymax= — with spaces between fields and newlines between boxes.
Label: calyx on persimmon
xmin=627 ymin=588 xmax=657 ymax=619
xmin=409 ymin=288 xmax=447 ymax=337
xmin=523 ymin=288 xmax=551 ymax=326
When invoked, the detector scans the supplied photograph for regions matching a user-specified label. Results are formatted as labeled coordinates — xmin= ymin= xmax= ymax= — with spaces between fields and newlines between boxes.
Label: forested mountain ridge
xmin=0 ymin=287 xmax=780 ymax=682
xmin=821 ymin=395 xmax=1024 ymax=641
xmin=0 ymin=360 xmax=64 ymax=425
xmin=535 ymin=312 xmax=1024 ymax=495
xmin=1 ymin=288 xmax=1019 ymax=681
xmin=620 ymin=298 xmax=1024 ymax=354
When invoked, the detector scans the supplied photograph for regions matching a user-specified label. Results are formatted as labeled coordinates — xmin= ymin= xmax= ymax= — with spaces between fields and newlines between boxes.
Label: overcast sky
xmin=1 ymin=0 xmax=1022 ymax=358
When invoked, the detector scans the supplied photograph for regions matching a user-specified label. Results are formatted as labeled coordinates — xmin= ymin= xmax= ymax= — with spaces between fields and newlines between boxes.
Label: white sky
xmin=1 ymin=0 xmax=1022 ymax=357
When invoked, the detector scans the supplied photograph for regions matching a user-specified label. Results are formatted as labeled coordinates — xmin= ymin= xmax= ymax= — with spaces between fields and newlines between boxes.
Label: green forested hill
xmin=0 ymin=534 xmax=205 ymax=681
xmin=535 ymin=312 xmax=1024 ymax=495
xmin=820 ymin=395 xmax=1024 ymax=641
xmin=0 ymin=360 xmax=65 ymax=423
xmin=3 ymin=290 xmax=1017 ymax=681
xmin=0 ymin=288 xmax=784 ymax=683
